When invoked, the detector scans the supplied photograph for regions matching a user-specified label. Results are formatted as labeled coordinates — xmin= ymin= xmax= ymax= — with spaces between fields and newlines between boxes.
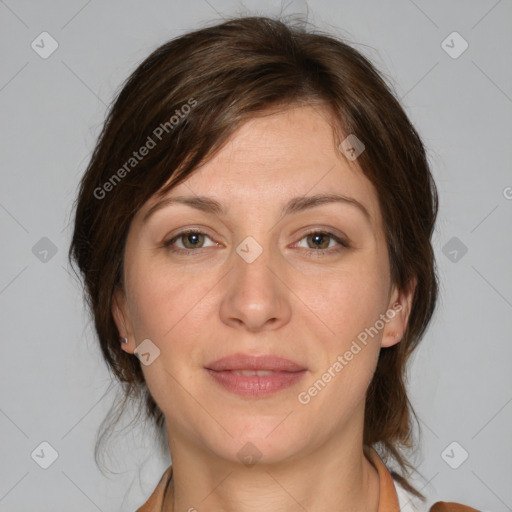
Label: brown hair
xmin=69 ymin=15 xmax=438 ymax=499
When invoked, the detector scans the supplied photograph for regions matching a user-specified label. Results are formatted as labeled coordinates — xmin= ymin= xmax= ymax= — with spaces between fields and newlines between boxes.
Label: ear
xmin=112 ymin=287 xmax=136 ymax=355
xmin=381 ymin=276 xmax=417 ymax=348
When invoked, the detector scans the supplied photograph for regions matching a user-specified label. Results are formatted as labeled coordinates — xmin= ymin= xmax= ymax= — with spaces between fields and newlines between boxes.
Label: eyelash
xmin=162 ymin=228 xmax=350 ymax=256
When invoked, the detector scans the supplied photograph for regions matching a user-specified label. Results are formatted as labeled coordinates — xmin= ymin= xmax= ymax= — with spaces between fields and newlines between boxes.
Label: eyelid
xmin=294 ymin=225 xmax=349 ymax=243
xmin=162 ymin=228 xmax=218 ymax=250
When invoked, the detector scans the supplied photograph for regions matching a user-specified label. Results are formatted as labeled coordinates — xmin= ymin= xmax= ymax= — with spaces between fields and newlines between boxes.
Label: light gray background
xmin=1 ymin=0 xmax=511 ymax=510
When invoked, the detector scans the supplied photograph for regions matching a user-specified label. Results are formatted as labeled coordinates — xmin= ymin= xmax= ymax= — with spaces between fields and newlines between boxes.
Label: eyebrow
xmin=142 ymin=193 xmax=372 ymax=224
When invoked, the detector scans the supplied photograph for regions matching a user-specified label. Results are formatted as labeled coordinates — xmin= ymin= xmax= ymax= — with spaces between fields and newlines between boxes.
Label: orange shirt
xmin=136 ymin=446 xmax=478 ymax=512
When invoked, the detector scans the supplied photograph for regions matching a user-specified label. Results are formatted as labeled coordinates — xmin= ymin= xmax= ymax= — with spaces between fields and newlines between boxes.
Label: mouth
xmin=205 ymin=353 xmax=307 ymax=397
xmin=229 ymin=370 xmax=283 ymax=376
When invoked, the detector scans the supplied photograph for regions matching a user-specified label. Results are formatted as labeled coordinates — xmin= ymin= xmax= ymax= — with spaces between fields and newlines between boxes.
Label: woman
xmin=69 ymin=15 xmax=478 ymax=512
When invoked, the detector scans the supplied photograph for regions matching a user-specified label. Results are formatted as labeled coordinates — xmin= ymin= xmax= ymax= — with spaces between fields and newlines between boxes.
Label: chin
xmin=210 ymin=422 xmax=308 ymax=467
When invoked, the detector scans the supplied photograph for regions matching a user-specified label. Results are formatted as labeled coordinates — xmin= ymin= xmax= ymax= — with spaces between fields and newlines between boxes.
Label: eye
xmin=162 ymin=228 xmax=349 ymax=256
xmin=163 ymin=229 xmax=217 ymax=253
xmin=294 ymin=230 xmax=349 ymax=255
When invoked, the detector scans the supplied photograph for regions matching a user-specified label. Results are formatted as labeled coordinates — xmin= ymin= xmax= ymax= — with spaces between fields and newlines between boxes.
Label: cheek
xmin=299 ymin=259 xmax=390 ymax=347
xmin=295 ymin=268 xmax=385 ymax=422
xmin=293 ymin=256 xmax=389 ymax=405
xmin=124 ymin=255 xmax=206 ymax=342
xmin=122 ymin=262 xmax=207 ymax=414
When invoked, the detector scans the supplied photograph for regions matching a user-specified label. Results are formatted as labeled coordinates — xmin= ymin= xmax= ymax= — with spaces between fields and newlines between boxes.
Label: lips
xmin=205 ymin=353 xmax=307 ymax=397
xmin=230 ymin=370 xmax=277 ymax=376
xmin=205 ymin=353 xmax=306 ymax=372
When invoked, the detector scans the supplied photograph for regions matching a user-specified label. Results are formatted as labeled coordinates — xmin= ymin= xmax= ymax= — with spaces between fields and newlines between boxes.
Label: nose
xmin=219 ymin=240 xmax=292 ymax=332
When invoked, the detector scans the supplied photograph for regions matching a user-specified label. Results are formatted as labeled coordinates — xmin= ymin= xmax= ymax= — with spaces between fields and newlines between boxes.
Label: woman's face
xmin=113 ymin=105 xmax=413 ymax=465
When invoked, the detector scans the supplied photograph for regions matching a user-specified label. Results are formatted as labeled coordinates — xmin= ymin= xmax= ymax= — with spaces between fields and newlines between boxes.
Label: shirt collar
xmin=364 ymin=444 xmax=401 ymax=512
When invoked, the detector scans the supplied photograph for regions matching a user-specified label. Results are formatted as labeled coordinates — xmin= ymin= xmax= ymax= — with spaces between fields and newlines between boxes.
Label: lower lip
xmin=206 ymin=369 xmax=307 ymax=397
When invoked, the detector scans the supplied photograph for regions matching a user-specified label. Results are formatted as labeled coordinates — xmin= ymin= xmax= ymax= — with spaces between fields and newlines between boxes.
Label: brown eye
xmin=295 ymin=230 xmax=349 ymax=255
xmin=306 ymin=232 xmax=331 ymax=250
xmin=181 ymin=232 xmax=205 ymax=249
xmin=163 ymin=230 xmax=216 ymax=252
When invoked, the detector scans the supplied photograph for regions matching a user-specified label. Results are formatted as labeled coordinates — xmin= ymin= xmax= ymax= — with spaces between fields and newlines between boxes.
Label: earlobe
xmin=381 ymin=277 xmax=417 ymax=348
xmin=112 ymin=288 xmax=135 ymax=354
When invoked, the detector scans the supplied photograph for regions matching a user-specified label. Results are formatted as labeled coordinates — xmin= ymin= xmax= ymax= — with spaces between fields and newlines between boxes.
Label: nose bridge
xmin=233 ymin=233 xmax=277 ymax=299
xmin=219 ymin=233 xmax=291 ymax=330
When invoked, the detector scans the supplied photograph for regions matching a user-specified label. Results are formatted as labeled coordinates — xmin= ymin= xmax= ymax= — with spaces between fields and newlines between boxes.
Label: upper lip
xmin=205 ymin=353 xmax=306 ymax=372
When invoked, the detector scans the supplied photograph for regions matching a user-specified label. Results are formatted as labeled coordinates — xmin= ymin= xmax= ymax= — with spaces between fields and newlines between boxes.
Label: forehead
xmin=141 ymin=105 xmax=381 ymax=225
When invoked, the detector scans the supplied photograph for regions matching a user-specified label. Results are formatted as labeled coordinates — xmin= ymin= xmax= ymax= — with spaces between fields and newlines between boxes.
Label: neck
xmin=162 ymin=429 xmax=380 ymax=512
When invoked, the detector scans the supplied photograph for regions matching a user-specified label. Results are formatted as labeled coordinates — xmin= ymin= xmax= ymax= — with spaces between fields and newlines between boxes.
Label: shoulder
xmin=394 ymin=478 xmax=480 ymax=512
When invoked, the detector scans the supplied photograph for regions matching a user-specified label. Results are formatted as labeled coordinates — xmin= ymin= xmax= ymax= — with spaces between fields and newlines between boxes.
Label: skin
xmin=113 ymin=105 xmax=415 ymax=512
